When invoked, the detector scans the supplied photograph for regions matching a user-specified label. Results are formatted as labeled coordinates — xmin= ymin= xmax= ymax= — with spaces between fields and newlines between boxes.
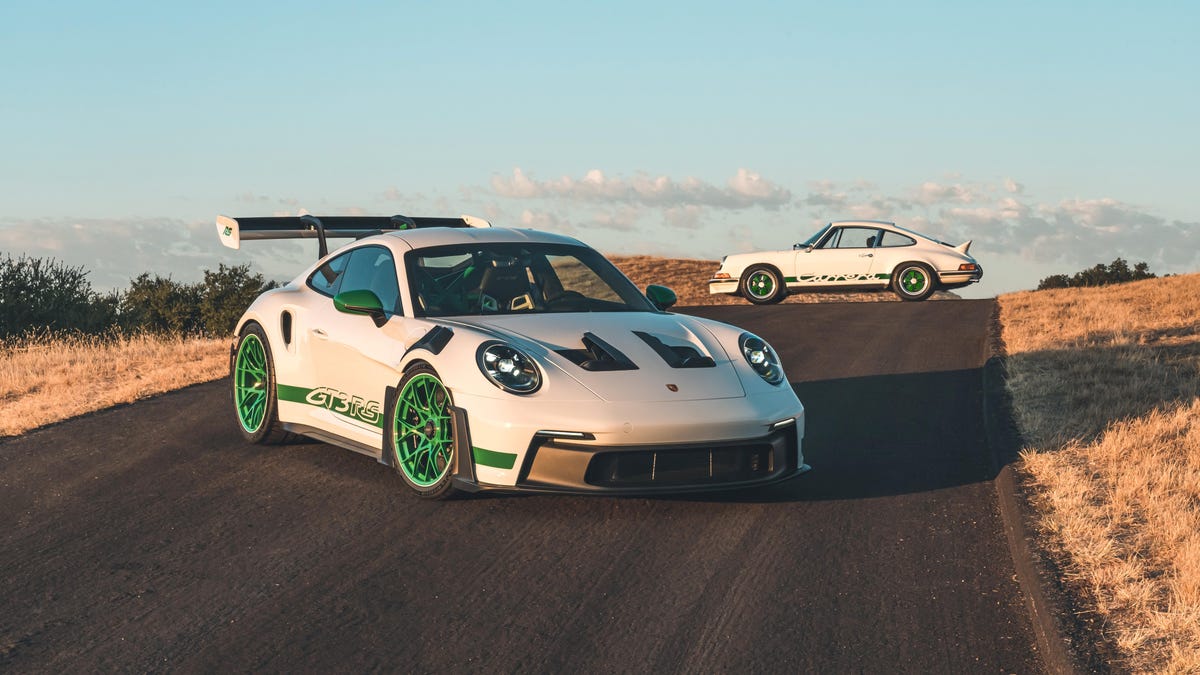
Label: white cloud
xmin=663 ymin=204 xmax=705 ymax=229
xmin=489 ymin=167 xmax=792 ymax=210
xmin=519 ymin=209 xmax=575 ymax=234
xmin=848 ymin=202 xmax=890 ymax=220
xmin=1004 ymin=178 xmax=1024 ymax=194
xmin=914 ymin=181 xmax=979 ymax=205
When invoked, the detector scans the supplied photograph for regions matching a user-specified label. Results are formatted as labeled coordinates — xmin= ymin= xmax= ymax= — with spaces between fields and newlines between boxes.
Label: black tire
xmin=231 ymin=323 xmax=295 ymax=444
xmin=740 ymin=265 xmax=786 ymax=305
xmin=385 ymin=363 xmax=461 ymax=500
xmin=892 ymin=262 xmax=936 ymax=301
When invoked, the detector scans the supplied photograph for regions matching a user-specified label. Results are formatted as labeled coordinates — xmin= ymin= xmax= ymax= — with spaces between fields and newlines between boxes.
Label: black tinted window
xmin=340 ymin=246 xmax=402 ymax=314
xmin=830 ymin=227 xmax=882 ymax=249
xmin=308 ymin=251 xmax=351 ymax=297
xmin=879 ymin=231 xmax=916 ymax=247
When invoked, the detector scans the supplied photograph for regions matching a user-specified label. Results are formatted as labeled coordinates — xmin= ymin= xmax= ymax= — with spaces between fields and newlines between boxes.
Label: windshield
xmin=800 ymin=225 xmax=830 ymax=248
xmin=406 ymin=243 xmax=657 ymax=317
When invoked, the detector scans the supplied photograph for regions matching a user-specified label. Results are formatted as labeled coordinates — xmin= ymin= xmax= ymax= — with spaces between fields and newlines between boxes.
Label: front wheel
xmin=387 ymin=364 xmax=461 ymax=499
xmin=231 ymin=323 xmax=294 ymax=444
xmin=892 ymin=263 xmax=936 ymax=301
xmin=740 ymin=265 xmax=786 ymax=305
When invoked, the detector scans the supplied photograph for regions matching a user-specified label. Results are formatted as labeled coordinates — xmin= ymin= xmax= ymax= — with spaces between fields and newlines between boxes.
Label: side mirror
xmin=334 ymin=289 xmax=388 ymax=327
xmin=646 ymin=284 xmax=677 ymax=311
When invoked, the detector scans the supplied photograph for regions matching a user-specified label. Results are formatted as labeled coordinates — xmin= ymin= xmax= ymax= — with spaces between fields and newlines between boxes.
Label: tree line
xmin=1038 ymin=258 xmax=1157 ymax=291
xmin=0 ymin=254 xmax=277 ymax=339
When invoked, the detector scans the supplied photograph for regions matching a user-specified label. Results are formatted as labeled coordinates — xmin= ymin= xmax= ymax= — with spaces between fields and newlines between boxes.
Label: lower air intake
xmin=585 ymin=445 xmax=775 ymax=487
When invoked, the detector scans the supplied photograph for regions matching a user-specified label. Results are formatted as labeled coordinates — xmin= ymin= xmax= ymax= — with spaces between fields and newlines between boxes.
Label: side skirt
xmin=279 ymin=422 xmax=381 ymax=459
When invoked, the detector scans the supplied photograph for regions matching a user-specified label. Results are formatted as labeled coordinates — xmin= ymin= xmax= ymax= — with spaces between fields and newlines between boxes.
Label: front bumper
xmin=450 ymin=386 xmax=806 ymax=493
xmin=708 ymin=279 xmax=740 ymax=295
xmin=484 ymin=423 xmax=808 ymax=495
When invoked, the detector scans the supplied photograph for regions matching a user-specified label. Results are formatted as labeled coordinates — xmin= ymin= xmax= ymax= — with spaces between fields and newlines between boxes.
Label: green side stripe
xmin=783 ymin=276 xmax=798 ymax=283
xmin=277 ymin=384 xmax=311 ymax=404
xmin=473 ymin=447 xmax=517 ymax=469
xmin=875 ymin=273 xmax=891 ymax=279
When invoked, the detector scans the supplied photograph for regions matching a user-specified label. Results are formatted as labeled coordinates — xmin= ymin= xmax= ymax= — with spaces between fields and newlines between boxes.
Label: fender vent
xmin=280 ymin=311 xmax=293 ymax=346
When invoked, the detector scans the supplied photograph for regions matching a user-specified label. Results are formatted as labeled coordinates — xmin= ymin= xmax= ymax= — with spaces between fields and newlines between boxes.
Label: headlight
xmin=739 ymin=333 xmax=785 ymax=385
xmin=476 ymin=342 xmax=542 ymax=394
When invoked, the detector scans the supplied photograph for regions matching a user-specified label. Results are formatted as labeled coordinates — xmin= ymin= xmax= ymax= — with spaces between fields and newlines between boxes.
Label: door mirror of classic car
xmin=645 ymin=284 xmax=678 ymax=311
xmin=334 ymin=289 xmax=388 ymax=327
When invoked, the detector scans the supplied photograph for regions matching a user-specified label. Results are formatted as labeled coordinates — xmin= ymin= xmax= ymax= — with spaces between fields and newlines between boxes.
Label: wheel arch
xmin=741 ymin=262 xmax=786 ymax=285
xmin=890 ymin=259 xmax=939 ymax=300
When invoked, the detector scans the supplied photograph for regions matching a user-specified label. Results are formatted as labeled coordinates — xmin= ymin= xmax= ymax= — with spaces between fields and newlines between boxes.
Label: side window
xmin=816 ymin=228 xmax=842 ymax=249
xmin=832 ymin=227 xmax=882 ymax=249
xmin=308 ymin=251 xmax=351 ymax=297
xmin=546 ymin=255 xmax=621 ymax=302
xmin=879 ymin=231 xmax=917 ymax=247
xmin=339 ymin=246 xmax=402 ymax=315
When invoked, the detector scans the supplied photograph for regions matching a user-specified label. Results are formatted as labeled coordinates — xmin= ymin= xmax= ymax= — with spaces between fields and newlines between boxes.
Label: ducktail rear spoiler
xmin=215 ymin=214 xmax=492 ymax=257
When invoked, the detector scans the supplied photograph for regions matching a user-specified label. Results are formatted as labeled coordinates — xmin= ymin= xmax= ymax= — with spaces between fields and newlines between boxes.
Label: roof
xmin=380 ymin=226 xmax=586 ymax=250
xmin=829 ymin=220 xmax=897 ymax=228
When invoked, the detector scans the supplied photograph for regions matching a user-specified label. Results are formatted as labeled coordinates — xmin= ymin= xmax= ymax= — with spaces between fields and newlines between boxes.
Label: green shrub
xmin=120 ymin=273 xmax=203 ymax=335
xmin=1037 ymin=258 xmax=1156 ymax=291
xmin=0 ymin=254 xmax=117 ymax=337
xmin=199 ymin=263 xmax=278 ymax=336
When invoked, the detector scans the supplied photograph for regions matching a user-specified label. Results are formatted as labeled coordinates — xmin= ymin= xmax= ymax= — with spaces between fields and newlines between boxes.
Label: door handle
xmin=859 ymin=253 xmax=873 ymax=258
xmin=311 ymin=328 xmax=329 ymax=339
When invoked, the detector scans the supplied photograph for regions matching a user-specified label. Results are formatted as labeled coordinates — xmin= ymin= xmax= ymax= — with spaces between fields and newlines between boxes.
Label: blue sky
xmin=2 ymin=1 xmax=1197 ymax=297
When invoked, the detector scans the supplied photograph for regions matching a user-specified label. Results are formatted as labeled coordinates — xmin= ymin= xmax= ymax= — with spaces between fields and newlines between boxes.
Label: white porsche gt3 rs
xmin=217 ymin=214 xmax=808 ymax=499
xmin=709 ymin=220 xmax=983 ymax=303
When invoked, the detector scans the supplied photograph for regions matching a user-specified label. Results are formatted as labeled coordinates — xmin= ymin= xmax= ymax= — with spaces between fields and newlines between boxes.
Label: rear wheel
xmin=388 ymin=364 xmax=460 ymax=499
xmin=740 ymin=265 xmax=786 ymax=305
xmin=893 ymin=263 xmax=936 ymax=301
xmin=232 ymin=323 xmax=293 ymax=443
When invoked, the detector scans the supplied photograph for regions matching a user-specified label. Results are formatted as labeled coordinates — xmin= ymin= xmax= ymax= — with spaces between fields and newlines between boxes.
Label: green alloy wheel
xmin=894 ymin=263 xmax=935 ymax=301
xmin=392 ymin=367 xmax=458 ymax=497
xmin=741 ymin=265 xmax=785 ymax=305
xmin=234 ymin=333 xmax=269 ymax=433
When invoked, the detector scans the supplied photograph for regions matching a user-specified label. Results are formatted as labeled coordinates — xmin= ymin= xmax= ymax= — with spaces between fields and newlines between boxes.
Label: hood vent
xmin=633 ymin=331 xmax=716 ymax=369
xmin=555 ymin=332 xmax=639 ymax=371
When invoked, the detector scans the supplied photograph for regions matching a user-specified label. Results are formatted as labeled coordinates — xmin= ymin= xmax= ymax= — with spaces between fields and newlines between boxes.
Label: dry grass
xmin=0 ymin=332 xmax=229 ymax=438
xmin=999 ymin=273 xmax=1200 ymax=673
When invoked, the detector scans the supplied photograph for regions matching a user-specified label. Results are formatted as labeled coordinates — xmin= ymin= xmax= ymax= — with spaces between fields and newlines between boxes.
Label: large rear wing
xmin=215 ymin=214 xmax=492 ymax=257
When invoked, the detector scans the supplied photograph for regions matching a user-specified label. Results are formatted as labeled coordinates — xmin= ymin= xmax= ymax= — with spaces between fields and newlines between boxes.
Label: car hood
xmin=446 ymin=312 xmax=747 ymax=402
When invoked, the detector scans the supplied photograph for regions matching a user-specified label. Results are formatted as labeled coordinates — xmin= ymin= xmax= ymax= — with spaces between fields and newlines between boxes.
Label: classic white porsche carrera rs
xmin=709 ymin=220 xmax=983 ymax=303
xmin=218 ymin=214 xmax=808 ymax=499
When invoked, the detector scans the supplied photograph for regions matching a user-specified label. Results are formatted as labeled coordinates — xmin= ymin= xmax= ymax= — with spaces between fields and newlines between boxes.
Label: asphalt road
xmin=0 ymin=300 xmax=1039 ymax=673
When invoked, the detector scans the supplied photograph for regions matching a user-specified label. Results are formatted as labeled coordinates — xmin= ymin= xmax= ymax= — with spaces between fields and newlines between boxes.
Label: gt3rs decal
xmin=277 ymin=384 xmax=383 ymax=428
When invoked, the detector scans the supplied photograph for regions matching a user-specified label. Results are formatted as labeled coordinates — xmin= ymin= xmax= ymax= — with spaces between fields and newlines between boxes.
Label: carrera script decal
xmin=277 ymin=384 xmax=383 ymax=428
xmin=792 ymin=272 xmax=892 ymax=283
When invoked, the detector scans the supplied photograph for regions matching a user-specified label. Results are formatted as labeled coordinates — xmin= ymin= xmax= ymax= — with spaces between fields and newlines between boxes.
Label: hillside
xmin=999 ymin=272 xmax=1200 ymax=672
